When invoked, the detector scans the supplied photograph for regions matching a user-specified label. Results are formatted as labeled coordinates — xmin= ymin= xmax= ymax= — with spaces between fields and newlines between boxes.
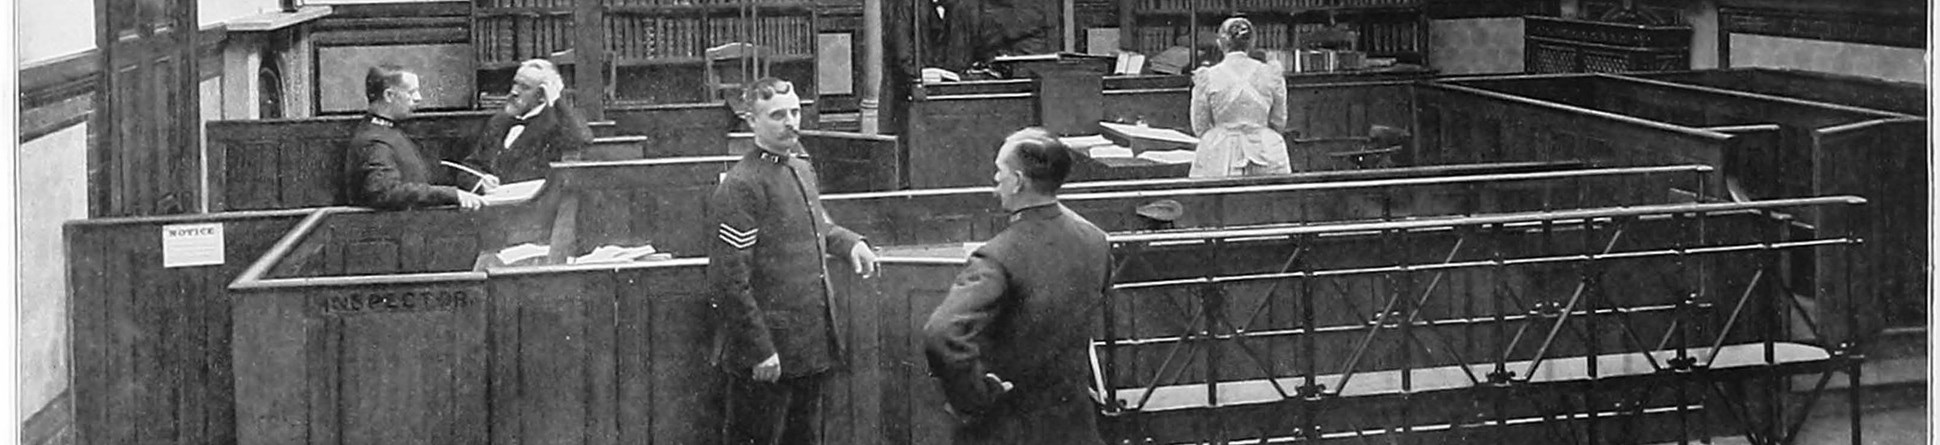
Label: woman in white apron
xmin=1189 ymin=17 xmax=1291 ymax=177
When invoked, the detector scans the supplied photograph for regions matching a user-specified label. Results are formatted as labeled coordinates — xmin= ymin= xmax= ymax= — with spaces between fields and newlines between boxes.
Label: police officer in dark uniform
xmin=706 ymin=77 xmax=880 ymax=445
xmin=923 ymin=127 xmax=1111 ymax=445
xmin=343 ymin=64 xmax=486 ymax=210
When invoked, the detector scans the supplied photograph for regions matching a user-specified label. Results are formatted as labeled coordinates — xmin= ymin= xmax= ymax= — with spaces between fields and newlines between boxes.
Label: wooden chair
xmin=705 ymin=42 xmax=773 ymax=105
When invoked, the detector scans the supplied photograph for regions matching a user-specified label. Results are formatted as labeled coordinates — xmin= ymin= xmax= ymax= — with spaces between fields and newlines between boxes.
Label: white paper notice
xmin=162 ymin=223 xmax=225 ymax=268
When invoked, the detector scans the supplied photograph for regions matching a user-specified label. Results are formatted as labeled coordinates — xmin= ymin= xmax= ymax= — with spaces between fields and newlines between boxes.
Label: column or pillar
xmin=220 ymin=33 xmax=264 ymax=120
xmin=1063 ymin=0 xmax=1076 ymax=53
xmin=573 ymin=0 xmax=606 ymax=119
xmin=860 ymin=0 xmax=884 ymax=133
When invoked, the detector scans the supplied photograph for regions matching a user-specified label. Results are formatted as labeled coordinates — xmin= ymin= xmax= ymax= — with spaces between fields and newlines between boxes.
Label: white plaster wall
xmin=202 ymin=0 xmax=286 ymax=28
xmin=1430 ymin=18 xmax=1525 ymax=75
xmin=15 ymin=124 xmax=91 ymax=423
xmin=16 ymin=0 xmax=94 ymax=64
xmin=1731 ymin=34 xmax=1929 ymax=84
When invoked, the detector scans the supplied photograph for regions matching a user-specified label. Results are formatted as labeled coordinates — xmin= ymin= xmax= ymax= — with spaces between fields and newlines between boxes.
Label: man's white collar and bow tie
xmin=502 ymin=102 xmax=548 ymax=149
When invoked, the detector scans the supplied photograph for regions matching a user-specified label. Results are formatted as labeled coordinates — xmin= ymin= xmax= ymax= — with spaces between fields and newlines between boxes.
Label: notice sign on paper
xmin=162 ymin=223 xmax=225 ymax=268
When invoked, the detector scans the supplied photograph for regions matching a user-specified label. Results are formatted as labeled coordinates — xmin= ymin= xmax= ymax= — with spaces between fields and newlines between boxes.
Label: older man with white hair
xmin=455 ymin=58 xmax=593 ymax=192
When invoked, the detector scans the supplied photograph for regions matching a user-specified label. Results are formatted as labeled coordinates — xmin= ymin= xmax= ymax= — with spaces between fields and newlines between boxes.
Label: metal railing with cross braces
xmin=1090 ymin=196 xmax=1869 ymax=445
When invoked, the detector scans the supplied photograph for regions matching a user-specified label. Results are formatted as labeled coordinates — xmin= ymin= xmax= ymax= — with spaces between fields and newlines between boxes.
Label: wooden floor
xmin=1111 ymin=342 xmax=1833 ymax=412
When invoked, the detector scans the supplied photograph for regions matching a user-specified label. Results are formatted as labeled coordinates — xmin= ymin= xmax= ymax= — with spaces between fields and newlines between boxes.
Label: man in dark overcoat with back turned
xmin=923 ymin=127 xmax=1111 ymax=445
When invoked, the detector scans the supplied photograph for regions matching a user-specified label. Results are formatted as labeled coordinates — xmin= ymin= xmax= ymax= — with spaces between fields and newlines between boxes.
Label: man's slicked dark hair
xmin=1005 ymin=127 xmax=1073 ymax=194
xmin=740 ymin=77 xmax=796 ymax=108
xmin=365 ymin=64 xmax=411 ymax=103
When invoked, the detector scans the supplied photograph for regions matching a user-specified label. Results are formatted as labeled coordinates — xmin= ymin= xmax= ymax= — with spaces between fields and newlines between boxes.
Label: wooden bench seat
xmin=1100 ymin=342 xmax=1833 ymax=413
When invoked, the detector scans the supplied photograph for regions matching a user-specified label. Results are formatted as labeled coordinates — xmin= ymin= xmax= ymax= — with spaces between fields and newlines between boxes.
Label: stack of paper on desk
xmin=1135 ymin=150 xmax=1197 ymax=164
xmin=483 ymin=179 xmax=545 ymax=206
xmin=496 ymin=243 xmax=550 ymax=266
xmin=1099 ymin=122 xmax=1198 ymax=153
xmin=571 ymin=245 xmax=666 ymax=265
xmin=1058 ymin=135 xmax=1113 ymax=150
xmin=1088 ymin=145 xmax=1135 ymax=159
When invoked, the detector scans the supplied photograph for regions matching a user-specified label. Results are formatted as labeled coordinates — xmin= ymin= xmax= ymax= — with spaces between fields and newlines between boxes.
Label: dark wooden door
xmin=94 ymin=0 xmax=201 ymax=217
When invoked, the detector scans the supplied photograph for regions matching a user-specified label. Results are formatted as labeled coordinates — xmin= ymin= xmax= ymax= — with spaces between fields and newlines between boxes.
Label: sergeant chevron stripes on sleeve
xmin=719 ymin=223 xmax=759 ymax=249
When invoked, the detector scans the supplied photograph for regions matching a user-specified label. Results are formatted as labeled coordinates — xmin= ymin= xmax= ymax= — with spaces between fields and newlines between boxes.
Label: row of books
xmin=476 ymin=0 xmax=807 ymax=8
xmin=475 ymin=0 xmax=574 ymax=9
xmin=601 ymin=15 xmax=813 ymax=60
xmin=1131 ymin=23 xmax=1297 ymax=55
xmin=1126 ymin=22 xmax=1417 ymax=55
xmin=1350 ymin=21 xmax=1418 ymax=54
xmin=476 ymin=15 xmax=814 ymax=63
xmin=1229 ymin=0 xmax=1418 ymax=9
xmin=1262 ymin=49 xmax=1369 ymax=73
xmin=475 ymin=15 xmax=576 ymax=64
xmin=1135 ymin=0 xmax=1418 ymax=12
xmin=1286 ymin=22 xmax=1419 ymax=53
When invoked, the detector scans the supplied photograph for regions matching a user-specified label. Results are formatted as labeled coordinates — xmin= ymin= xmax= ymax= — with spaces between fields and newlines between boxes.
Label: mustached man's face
xmin=745 ymin=90 xmax=802 ymax=150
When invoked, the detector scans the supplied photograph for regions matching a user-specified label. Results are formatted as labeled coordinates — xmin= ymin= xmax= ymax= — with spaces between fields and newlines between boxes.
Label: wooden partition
xmin=904 ymin=77 xmax=1423 ymax=189
xmin=547 ymin=157 xmax=739 ymax=259
xmin=829 ymin=165 xmax=1708 ymax=247
xmin=1441 ymin=73 xmax=1928 ymax=329
xmin=229 ymin=210 xmax=490 ymax=445
xmin=208 ymin=111 xmax=495 ymax=211
xmin=65 ymin=209 xmax=317 ymax=445
xmin=607 ymin=101 xmax=822 ymax=158
xmin=229 ymin=209 xmax=968 ymax=445
xmin=208 ymin=104 xmax=778 ymax=211
xmin=1413 ymin=82 xmax=1739 ymax=174
xmin=797 ymin=130 xmax=905 ymax=192
xmin=1813 ymin=117 xmax=1927 ymax=330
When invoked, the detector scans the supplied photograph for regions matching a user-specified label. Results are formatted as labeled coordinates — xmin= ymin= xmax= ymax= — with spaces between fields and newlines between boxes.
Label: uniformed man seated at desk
xmin=453 ymin=59 xmax=593 ymax=193
xmin=343 ymin=64 xmax=487 ymax=211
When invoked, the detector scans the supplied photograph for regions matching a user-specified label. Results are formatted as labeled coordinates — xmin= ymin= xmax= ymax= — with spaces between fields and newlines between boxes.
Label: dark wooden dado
xmin=1719 ymin=0 xmax=1927 ymax=48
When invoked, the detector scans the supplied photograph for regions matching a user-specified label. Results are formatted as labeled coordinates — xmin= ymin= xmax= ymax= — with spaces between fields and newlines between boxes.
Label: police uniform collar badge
xmin=756 ymin=149 xmax=808 ymax=164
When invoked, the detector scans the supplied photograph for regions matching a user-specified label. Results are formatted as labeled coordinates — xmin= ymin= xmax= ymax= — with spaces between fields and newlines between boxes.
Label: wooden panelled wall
xmin=65 ymin=210 xmax=317 ymax=445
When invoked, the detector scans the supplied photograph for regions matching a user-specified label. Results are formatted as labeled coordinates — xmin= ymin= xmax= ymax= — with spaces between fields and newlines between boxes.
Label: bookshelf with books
xmin=602 ymin=3 xmax=818 ymax=105
xmin=1119 ymin=0 xmax=1429 ymax=71
xmin=472 ymin=0 xmax=820 ymax=108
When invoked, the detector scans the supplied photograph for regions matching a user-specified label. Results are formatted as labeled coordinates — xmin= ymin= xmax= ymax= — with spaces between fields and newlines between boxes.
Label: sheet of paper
xmin=1088 ymin=145 xmax=1135 ymax=159
xmin=1135 ymin=150 xmax=1197 ymax=164
xmin=496 ymin=243 xmax=550 ymax=265
xmin=162 ymin=223 xmax=224 ymax=268
xmin=1059 ymin=135 xmax=1113 ymax=150
xmin=1100 ymin=122 xmax=1199 ymax=146
xmin=483 ymin=179 xmax=545 ymax=206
